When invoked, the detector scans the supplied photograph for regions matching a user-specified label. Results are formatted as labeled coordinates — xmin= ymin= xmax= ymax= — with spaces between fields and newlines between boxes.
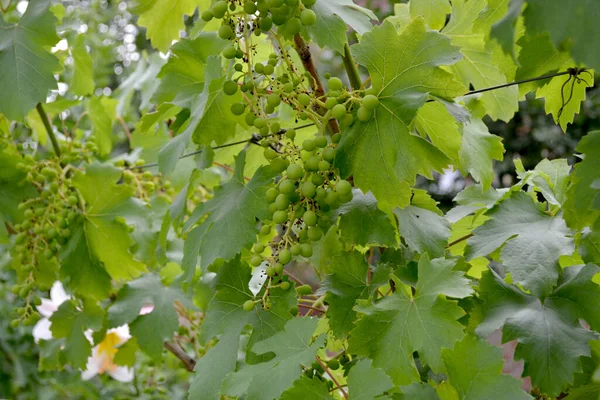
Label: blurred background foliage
xmin=1 ymin=0 xmax=598 ymax=398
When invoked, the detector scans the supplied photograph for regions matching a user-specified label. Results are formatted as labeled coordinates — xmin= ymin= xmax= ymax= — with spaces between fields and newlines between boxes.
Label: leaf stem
xmin=316 ymin=356 xmax=348 ymax=399
xmin=164 ymin=341 xmax=196 ymax=372
xmin=446 ymin=233 xmax=474 ymax=248
xmin=36 ymin=103 xmax=61 ymax=157
xmin=342 ymin=43 xmax=362 ymax=91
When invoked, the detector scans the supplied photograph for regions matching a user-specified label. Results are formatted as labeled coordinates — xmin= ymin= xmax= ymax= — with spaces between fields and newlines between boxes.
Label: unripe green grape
xmin=67 ymin=196 xmax=78 ymax=206
xmin=254 ymin=63 xmax=265 ymax=74
xmin=303 ymin=210 xmax=317 ymax=226
xmin=269 ymin=0 xmax=285 ymax=6
xmin=296 ymin=284 xmax=312 ymax=295
xmin=314 ymin=136 xmax=328 ymax=148
xmin=268 ymin=202 xmax=278 ymax=214
xmin=325 ymin=190 xmax=339 ymax=205
xmin=218 ymin=24 xmax=235 ymax=40
xmin=271 ymin=157 xmax=289 ymax=173
xmin=245 ymin=112 xmax=256 ymax=126
xmin=336 ymin=179 xmax=352 ymax=195
xmin=301 ymin=182 xmax=316 ymax=198
xmin=362 ymin=94 xmax=379 ymax=111
xmin=322 ymin=148 xmax=336 ymax=163
xmin=328 ymin=77 xmax=343 ymax=91
xmin=279 ymin=249 xmax=292 ymax=264
xmin=274 ymin=262 xmax=284 ymax=275
xmin=305 ymin=156 xmax=320 ymax=172
xmin=223 ymin=80 xmax=238 ymax=95
xmin=254 ymin=243 xmax=266 ymax=253
xmin=311 ymin=174 xmax=325 ymax=186
xmin=286 ymin=128 xmax=296 ymax=139
xmin=339 ymin=192 xmax=353 ymax=203
xmin=24 ymin=209 xmax=33 ymax=219
xmin=302 ymin=139 xmax=316 ymax=152
xmin=332 ymin=104 xmax=346 ymax=120
xmin=231 ymin=103 xmax=246 ymax=115
xmin=201 ymin=10 xmax=214 ymax=21
xmin=325 ymin=97 xmax=338 ymax=109
xmin=332 ymin=132 xmax=342 ymax=144
xmin=212 ymin=1 xmax=228 ymax=18
xmin=327 ymin=359 xmax=340 ymax=370
xmin=290 ymin=305 xmax=299 ymax=316
xmin=264 ymin=147 xmax=278 ymax=160
xmin=318 ymin=160 xmax=330 ymax=171
xmin=342 ymin=113 xmax=354 ymax=127
xmin=280 ymin=281 xmax=291 ymax=291
xmin=279 ymin=179 xmax=296 ymax=194
xmin=328 ymin=90 xmax=340 ymax=98
xmin=290 ymin=244 xmax=302 ymax=256
xmin=357 ymin=106 xmax=373 ymax=122
xmin=302 ymin=0 xmax=316 ymax=6
xmin=283 ymin=83 xmax=294 ymax=93
xmin=243 ymin=300 xmax=256 ymax=311
xmin=266 ymin=188 xmax=279 ymax=203
xmin=275 ymin=194 xmax=290 ymax=210
xmin=235 ymin=63 xmax=244 ymax=72
xmin=223 ymin=46 xmax=237 ymax=59
xmin=286 ymin=17 xmax=302 ymax=34
xmin=298 ymin=93 xmax=311 ymax=106
xmin=250 ymin=255 xmax=263 ymax=266
xmin=300 ymin=9 xmax=316 ymax=26
xmin=298 ymin=112 xmax=309 ymax=120
xmin=272 ymin=13 xmax=287 ymax=26
xmin=260 ymin=224 xmax=272 ymax=235
xmin=286 ymin=163 xmax=304 ymax=180
xmin=271 ymin=122 xmax=281 ymax=133
xmin=267 ymin=93 xmax=281 ymax=107
xmin=308 ymin=226 xmax=322 ymax=241
xmin=264 ymin=106 xmax=275 ymax=115
xmin=254 ymin=118 xmax=267 ymax=128
xmin=259 ymin=16 xmax=273 ymax=32
xmin=266 ymin=266 xmax=275 ymax=277
xmin=273 ymin=210 xmax=288 ymax=224
xmin=244 ymin=1 xmax=258 ymax=13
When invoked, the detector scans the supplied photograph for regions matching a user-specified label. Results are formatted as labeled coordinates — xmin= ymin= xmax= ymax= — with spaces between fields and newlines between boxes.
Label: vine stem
xmin=293 ymin=34 xmax=340 ymax=134
xmin=447 ymin=233 xmax=474 ymax=248
xmin=36 ymin=103 xmax=61 ymax=157
xmin=342 ymin=43 xmax=362 ymax=91
xmin=316 ymin=357 xmax=348 ymax=399
xmin=164 ymin=341 xmax=196 ymax=372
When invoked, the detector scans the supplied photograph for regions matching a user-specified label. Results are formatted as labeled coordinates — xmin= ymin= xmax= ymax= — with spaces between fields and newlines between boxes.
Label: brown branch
xmin=293 ymin=34 xmax=339 ymax=134
xmin=164 ymin=341 xmax=196 ymax=372
xmin=316 ymin=357 xmax=348 ymax=399
xmin=298 ymin=304 xmax=326 ymax=314
xmin=446 ymin=233 xmax=474 ymax=248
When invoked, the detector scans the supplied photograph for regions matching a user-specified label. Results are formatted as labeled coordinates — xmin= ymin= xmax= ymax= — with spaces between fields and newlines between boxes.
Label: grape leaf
xmin=280 ymin=376 xmax=333 ymax=400
xmin=536 ymin=67 xmax=594 ymax=132
xmin=335 ymin=19 xmax=465 ymax=208
xmin=442 ymin=335 xmax=532 ymax=400
xmin=152 ymin=33 xmax=228 ymax=106
xmin=398 ymin=383 xmax=440 ymax=399
xmin=394 ymin=205 xmax=451 ymax=258
xmin=108 ymin=274 xmax=191 ymax=360
xmin=132 ymin=0 xmax=201 ymax=53
xmin=200 ymin=255 xmax=296 ymax=356
xmin=189 ymin=328 xmax=240 ymax=400
xmin=308 ymin=0 xmax=377 ymax=54
xmin=0 ymin=0 xmax=59 ymax=121
xmin=349 ymin=255 xmax=472 ymax=385
xmin=322 ymin=252 xmax=391 ymax=338
xmin=476 ymin=269 xmax=599 ymax=397
xmin=517 ymin=158 xmax=571 ymax=207
xmin=49 ymin=300 xmax=104 ymax=369
xmin=335 ymin=189 xmax=398 ymax=247
xmin=414 ymin=101 xmax=462 ymax=164
xmin=70 ymin=34 xmax=94 ymax=96
xmin=523 ymin=0 xmax=600 ymax=72
xmin=486 ymin=0 xmax=523 ymax=58
xmin=465 ymin=191 xmax=575 ymax=297
xmin=222 ymin=317 xmax=325 ymax=400
xmin=443 ymin=0 xmax=518 ymax=121
xmin=183 ymin=151 xmax=274 ymax=269
xmin=564 ymin=131 xmax=600 ymax=230
xmin=580 ymin=221 xmax=600 ymax=264
xmin=347 ymin=359 xmax=394 ymax=400
xmin=88 ymin=96 xmax=117 ymax=156
xmin=410 ymin=0 xmax=451 ymax=31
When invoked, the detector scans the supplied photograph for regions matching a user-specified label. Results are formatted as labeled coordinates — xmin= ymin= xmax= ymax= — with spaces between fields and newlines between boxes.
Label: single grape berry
xmin=279 ymin=249 xmax=292 ymax=264
xmin=300 ymin=9 xmax=316 ymax=26
xmin=302 ymin=139 xmax=316 ymax=152
xmin=336 ymin=180 xmax=352 ymax=196
xmin=254 ymin=243 xmax=266 ymax=253
xmin=279 ymin=179 xmax=296 ymax=194
xmin=296 ymin=284 xmax=313 ymax=295
xmin=218 ymin=24 xmax=234 ymax=40
xmin=290 ymin=244 xmax=302 ymax=256
xmin=243 ymin=300 xmax=256 ymax=312
xmin=201 ymin=10 xmax=214 ymax=21
xmin=275 ymin=194 xmax=290 ymax=210
xmin=325 ymin=97 xmax=338 ymax=109
xmin=303 ymin=210 xmax=317 ymax=226
xmin=301 ymin=182 xmax=316 ymax=198
xmin=259 ymin=16 xmax=273 ymax=32
xmin=260 ymin=224 xmax=272 ymax=235
xmin=362 ymin=94 xmax=379 ymax=111
xmin=212 ymin=1 xmax=228 ymax=18
xmin=327 ymin=359 xmax=340 ymax=370
xmin=223 ymin=80 xmax=238 ymax=95
xmin=357 ymin=106 xmax=373 ymax=122
xmin=314 ymin=136 xmax=328 ymax=148
xmin=305 ymin=156 xmax=320 ymax=172
xmin=308 ymin=226 xmax=323 ymax=241
xmin=266 ymin=266 xmax=275 ymax=277
xmin=244 ymin=1 xmax=258 ymax=14
xmin=318 ymin=160 xmax=330 ymax=171
xmin=231 ymin=103 xmax=246 ymax=115
xmin=273 ymin=210 xmax=288 ymax=224
xmin=286 ymin=128 xmax=296 ymax=139
xmin=322 ymin=147 xmax=336 ymax=162
xmin=332 ymin=104 xmax=346 ymax=120
xmin=280 ymin=281 xmax=291 ymax=291
xmin=287 ymin=163 xmax=304 ymax=180
xmin=298 ymin=93 xmax=311 ymax=106
xmin=250 ymin=255 xmax=263 ymax=266
xmin=328 ymin=77 xmax=343 ymax=91
xmin=267 ymin=93 xmax=281 ymax=107
xmin=264 ymin=147 xmax=278 ymax=160
xmin=274 ymin=262 xmax=284 ymax=275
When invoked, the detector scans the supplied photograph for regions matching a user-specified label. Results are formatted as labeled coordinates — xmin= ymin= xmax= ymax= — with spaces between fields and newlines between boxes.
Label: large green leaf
xmin=410 ymin=0 xmax=451 ymax=31
xmin=394 ymin=205 xmax=451 ymax=258
xmin=564 ymin=131 xmax=600 ymax=230
xmin=349 ymin=255 xmax=472 ymax=385
xmin=335 ymin=19 xmax=465 ymax=207
xmin=308 ymin=0 xmax=377 ymax=53
xmin=72 ymin=163 xmax=147 ymax=281
xmin=70 ymin=34 xmax=94 ymax=97
xmin=183 ymin=151 xmax=274 ymax=269
xmin=280 ymin=376 xmax=333 ymax=400
xmin=523 ymin=0 xmax=600 ymax=72
xmin=0 ymin=0 xmax=59 ymax=121
xmin=222 ymin=317 xmax=325 ymax=400
xmin=347 ymin=359 xmax=394 ymax=400
xmin=476 ymin=268 xmax=600 ymax=397
xmin=465 ymin=191 xmax=574 ymax=297
xmin=108 ymin=274 xmax=191 ymax=360
xmin=442 ymin=335 xmax=532 ymax=400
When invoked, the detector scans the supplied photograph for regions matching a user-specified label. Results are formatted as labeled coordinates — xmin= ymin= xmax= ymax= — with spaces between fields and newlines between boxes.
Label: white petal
xmin=139 ymin=304 xmax=154 ymax=315
xmin=36 ymin=299 xmax=57 ymax=318
xmin=109 ymin=325 xmax=131 ymax=343
xmin=32 ymin=318 xmax=53 ymax=343
xmin=81 ymin=348 xmax=101 ymax=381
xmin=50 ymin=281 xmax=69 ymax=305
xmin=109 ymin=366 xmax=134 ymax=382
xmin=84 ymin=329 xmax=94 ymax=344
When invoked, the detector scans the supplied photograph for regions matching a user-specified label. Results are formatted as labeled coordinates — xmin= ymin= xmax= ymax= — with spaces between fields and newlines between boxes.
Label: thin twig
xmin=316 ymin=357 xmax=348 ymax=399
xmin=342 ymin=42 xmax=362 ymax=91
xmin=36 ymin=103 xmax=61 ymax=157
xmin=298 ymin=304 xmax=326 ymax=314
xmin=463 ymin=70 xmax=572 ymax=97
xmin=164 ymin=341 xmax=196 ymax=372
xmin=446 ymin=233 xmax=474 ymax=248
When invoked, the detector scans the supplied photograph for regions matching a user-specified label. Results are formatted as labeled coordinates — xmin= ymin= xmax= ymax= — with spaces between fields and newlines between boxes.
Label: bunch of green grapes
xmin=11 ymin=159 xmax=82 ymax=326
xmin=117 ymin=160 xmax=175 ymax=203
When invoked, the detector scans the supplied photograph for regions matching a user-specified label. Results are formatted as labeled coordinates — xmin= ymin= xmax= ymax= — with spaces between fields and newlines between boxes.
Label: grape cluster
xmin=11 ymin=160 xmax=82 ymax=326
xmin=116 ymin=159 xmax=175 ymax=203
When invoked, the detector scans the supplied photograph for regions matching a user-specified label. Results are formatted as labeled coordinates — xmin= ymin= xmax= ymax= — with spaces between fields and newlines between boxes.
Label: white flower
xmin=81 ymin=325 xmax=134 ymax=383
xmin=32 ymin=281 xmax=70 ymax=343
